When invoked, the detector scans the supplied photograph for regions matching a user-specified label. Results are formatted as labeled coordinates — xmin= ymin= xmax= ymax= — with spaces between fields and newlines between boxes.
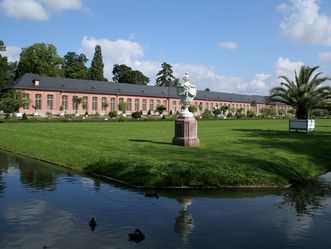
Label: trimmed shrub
xmin=108 ymin=111 xmax=117 ymax=118
xmin=131 ymin=111 xmax=142 ymax=119
xmin=213 ymin=109 xmax=222 ymax=116
xmin=22 ymin=113 xmax=28 ymax=120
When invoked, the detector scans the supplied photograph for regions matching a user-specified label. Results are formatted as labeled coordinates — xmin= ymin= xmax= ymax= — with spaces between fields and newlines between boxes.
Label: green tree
xmin=89 ymin=45 xmax=105 ymax=81
xmin=63 ymin=52 xmax=89 ymax=79
xmin=0 ymin=89 xmax=30 ymax=113
xmin=204 ymin=88 xmax=210 ymax=91
xmin=16 ymin=43 xmax=63 ymax=79
xmin=0 ymin=40 xmax=17 ymax=89
xmin=155 ymin=62 xmax=178 ymax=87
xmin=112 ymin=64 xmax=149 ymax=85
xmin=269 ymin=65 xmax=331 ymax=119
xmin=72 ymin=96 xmax=82 ymax=114
xmin=118 ymin=101 xmax=128 ymax=113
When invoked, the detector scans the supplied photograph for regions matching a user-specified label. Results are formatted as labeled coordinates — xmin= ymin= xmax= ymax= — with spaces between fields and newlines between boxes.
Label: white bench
xmin=289 ymin=119 xmax=315 ymax=133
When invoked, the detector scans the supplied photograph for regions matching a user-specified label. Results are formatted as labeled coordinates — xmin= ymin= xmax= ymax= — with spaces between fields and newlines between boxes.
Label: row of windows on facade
xmin=23 ymin=94 xmax=175 ymax=112
xmin=22 ymin=94 xmax=289 ymax=112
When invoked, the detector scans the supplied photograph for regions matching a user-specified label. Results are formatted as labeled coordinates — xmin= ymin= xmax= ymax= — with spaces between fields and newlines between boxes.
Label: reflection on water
xmin=281 ymin=175 xmax=331 ymax=216
xmin=0 ymin=150 xmax=331 ymax=249
xmin=174 ymin=197 xmax=195 ymax=243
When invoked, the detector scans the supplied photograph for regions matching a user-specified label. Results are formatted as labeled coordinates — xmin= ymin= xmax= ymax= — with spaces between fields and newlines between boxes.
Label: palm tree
xmin=0 ymin=89 xmax=30 ymax=113
xmin=72 ymin=96 xmax=82 ymax=114
xmin=269 ymin=65 xmax=331 ymax=119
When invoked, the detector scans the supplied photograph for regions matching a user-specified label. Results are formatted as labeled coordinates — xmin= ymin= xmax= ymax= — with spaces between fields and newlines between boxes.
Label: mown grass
xmin=0 ymin=119 xmax=330 ymax=188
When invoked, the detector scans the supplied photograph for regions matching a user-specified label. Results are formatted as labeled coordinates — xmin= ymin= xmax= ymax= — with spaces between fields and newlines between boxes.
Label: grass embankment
xmin=0 ymin=119 xmax=330 ymax=188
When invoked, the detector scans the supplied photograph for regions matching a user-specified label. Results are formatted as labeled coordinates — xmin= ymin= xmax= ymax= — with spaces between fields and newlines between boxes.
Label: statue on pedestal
xmin=172 ymin=72 xmax=200 ymax=146
xmin=177 ymin=72 xmax=197 ymax=117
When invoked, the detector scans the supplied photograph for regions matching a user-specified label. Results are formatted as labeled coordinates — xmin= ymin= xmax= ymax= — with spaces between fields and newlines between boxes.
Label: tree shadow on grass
xmin=128 ymin=139 xmax=172 ymax=145
xmin=232 ymin=129 xmax=331 ymax=172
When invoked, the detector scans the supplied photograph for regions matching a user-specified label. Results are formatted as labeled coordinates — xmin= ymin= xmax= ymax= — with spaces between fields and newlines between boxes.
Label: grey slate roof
xmin=13 ymin=73 xmax=270 ymax=104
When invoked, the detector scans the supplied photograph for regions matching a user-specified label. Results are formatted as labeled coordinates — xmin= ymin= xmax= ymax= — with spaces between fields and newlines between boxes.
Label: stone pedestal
xmin=172 ymin=116 xmax=199 ymax=146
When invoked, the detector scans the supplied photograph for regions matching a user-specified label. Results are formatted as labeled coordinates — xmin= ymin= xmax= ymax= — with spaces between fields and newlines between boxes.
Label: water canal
xmin=0 ymin=150 xmax=331 ymax=249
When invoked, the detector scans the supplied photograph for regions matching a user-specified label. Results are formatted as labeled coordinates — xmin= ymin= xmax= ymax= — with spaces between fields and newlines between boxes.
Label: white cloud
xmin=250 ymin=74 xmax=272 ymax=92
xmin=80 ymin=36 xmax=279 ymax=95
xmin=0 ymin=46 xmax=21 ymax=62
xmin=219 ymin=41 xmax=239 ymax=50
xmin=41 ymin=0 xmax=82 ymax=12
xmin=279 ymin=0 xmax=331 ymax=46
xmin=319 ymin=52 xmax=331 ymax=62
xmin=275 ymin=57 xmax=303 ymax=79
xmin=0 ymin=0 xmax=83 ymax=20
xmin=0 ymin=0 xmax=49 ymax=20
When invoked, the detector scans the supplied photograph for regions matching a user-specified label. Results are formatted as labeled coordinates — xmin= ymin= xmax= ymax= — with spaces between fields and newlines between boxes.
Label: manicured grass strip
xmin=0 ymin=119 xmax=330 ymax=187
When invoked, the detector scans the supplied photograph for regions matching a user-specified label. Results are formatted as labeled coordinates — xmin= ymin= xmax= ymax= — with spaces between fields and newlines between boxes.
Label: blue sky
xmin=1 ymin=0 xmax=331 ymax=95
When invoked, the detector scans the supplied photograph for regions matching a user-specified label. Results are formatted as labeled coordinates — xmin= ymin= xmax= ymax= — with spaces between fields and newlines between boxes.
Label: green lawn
xmin=0 ymin=119 xmax=330 ymax=188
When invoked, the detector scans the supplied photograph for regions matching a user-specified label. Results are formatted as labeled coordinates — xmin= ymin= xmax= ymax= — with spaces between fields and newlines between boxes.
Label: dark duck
xmin=128 ymin=228 xmax=145 ymax=242
xmin=89 ymin=217 xmax=97 ymax=231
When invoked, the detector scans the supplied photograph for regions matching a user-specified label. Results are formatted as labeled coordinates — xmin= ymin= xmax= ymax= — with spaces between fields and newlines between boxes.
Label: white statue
xmin=177 ymin=72 xmax=197 ymax=117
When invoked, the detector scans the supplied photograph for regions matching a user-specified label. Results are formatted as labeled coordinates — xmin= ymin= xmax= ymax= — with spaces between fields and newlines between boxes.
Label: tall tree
xmin=0 ymin=40 xmax=17 ymax=89
xmin=269 ymin=65 xmax=331 ymax=119
xmin=0 ymin=40 xmax=5 ymax=51
xmin=63 ymin=52 xmax=89 ymax=79
xmin=155 ymin=62 xmax=178 ymax=87
xmin=89 ymin=45 xmax=105 ymax=81
xmin=112 ymin=64 xmax=149 ymax=85
xmin=15 ymin=43 xmax=63 ymax=79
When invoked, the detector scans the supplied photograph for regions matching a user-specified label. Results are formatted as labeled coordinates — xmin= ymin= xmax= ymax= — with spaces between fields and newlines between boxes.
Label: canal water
xmin=0 ymin=150 xmax=331 ymax=249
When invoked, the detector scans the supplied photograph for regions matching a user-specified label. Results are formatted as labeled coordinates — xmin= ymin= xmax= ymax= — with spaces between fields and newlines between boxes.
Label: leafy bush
xmin=259 ymin=107 xmax=277 ymax=118
xmin=247 ymin=110 xmax=256 ymax=118
xmin=147 ymin=110 xmax=151 ymax=116
xmin=310 ymin=109 xmax=329 ymax=117
xmin=157 ymin=105 xmax=166 ymax=114
xmin=188 ymin=105 xmax=197 ymax=113
xmin=108 ymin=111 xmax=117 ymax=118
xmin=202 ymin=109 xmax=214 ymax=119
xmin=277 ymin=109 xmax=286 ymax=117
xmin=288 ymin=108 xmax=295 ymax=115
xmin=213 ymin=109 xmax=222 ymax=116
xmin=131 ymin=111 xmax=142 ymax=119
xmin=22 ymin=113 xmax=28 ymax=120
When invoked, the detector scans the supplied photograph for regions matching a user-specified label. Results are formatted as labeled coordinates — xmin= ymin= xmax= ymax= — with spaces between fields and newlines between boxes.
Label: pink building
xmin=12 ymin=74 xmax=290 ymax=116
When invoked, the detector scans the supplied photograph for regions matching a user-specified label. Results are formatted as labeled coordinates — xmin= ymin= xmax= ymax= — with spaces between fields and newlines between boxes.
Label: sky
xmin=1 ymin=0 xmax=331 ymax=95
